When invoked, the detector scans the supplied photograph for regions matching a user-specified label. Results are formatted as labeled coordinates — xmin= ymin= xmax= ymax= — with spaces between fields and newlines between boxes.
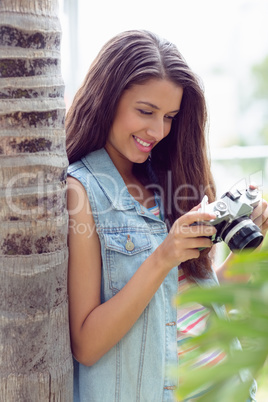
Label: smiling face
xmin=105 ymin=78 xmax=184 ymax=172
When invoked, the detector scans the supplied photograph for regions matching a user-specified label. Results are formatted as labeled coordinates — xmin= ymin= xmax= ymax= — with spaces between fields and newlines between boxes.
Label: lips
xmin=134 ymin=136 xmax=151 ymax=147
xmin=133 ymin=135 xmax=154 ymax=152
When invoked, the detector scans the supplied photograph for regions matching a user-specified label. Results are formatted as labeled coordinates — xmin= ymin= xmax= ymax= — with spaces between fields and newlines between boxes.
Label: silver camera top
xmin=200 ymin=187 xmax=261 ymax=226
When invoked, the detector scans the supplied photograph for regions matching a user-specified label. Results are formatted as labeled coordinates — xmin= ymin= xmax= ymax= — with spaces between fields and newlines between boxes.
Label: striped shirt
xmin=148 ymin=201 xmax=161 ymax=219
xmin=177 ymin=266 xmax=226 ymax=400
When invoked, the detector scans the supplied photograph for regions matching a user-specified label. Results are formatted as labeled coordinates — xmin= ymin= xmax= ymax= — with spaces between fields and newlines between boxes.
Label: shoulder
xmin=67 ymin=159 xmax=86 ymax=175
xmin=67 ymin=175 xmax=87 ymax=197
xmin=67 ymin=159 xmax=90 ymax=184
xmin=67 ymin=157 xmax=96 ymax=200
xmin=67 ymin=176 xmax=92 ymax=221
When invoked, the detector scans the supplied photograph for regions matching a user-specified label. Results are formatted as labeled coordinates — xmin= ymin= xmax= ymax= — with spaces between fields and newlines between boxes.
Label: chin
xmin=133 ymin=154 xmax=150 ymax=164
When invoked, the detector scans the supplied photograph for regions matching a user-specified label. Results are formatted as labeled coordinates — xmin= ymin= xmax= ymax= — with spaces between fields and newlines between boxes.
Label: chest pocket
xmin=103 ymin=231 xmax=152 ymax=292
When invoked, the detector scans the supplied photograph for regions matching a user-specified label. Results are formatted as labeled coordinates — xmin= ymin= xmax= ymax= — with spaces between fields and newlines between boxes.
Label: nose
xmin=146 ymin=117 xmax=168 ymax=142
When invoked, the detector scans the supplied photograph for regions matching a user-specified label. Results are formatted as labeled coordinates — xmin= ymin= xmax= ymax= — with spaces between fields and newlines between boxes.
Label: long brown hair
xmin=66 ymin=30 xmax=216 ymax=280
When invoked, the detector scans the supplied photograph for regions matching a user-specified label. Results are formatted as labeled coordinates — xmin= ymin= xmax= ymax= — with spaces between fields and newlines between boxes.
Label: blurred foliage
xmin=252 ymin=55 xmax=268 ymax=100
xmin=256 ymin=359 xmax=268 ymax=400
xmin=251 ymin=54 xmax=268 ymax=144
xmin=175 ymin=249 xmax=268 ymax=402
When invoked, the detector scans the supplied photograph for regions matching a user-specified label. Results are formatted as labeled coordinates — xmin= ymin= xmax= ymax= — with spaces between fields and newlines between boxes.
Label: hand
xmin=251 ymin=197 xmax=268 ymax=239
xmin=157 ymin=207 xmax=217 ymax=270
xmin=248 ymin=184 xmax=268 ymax=239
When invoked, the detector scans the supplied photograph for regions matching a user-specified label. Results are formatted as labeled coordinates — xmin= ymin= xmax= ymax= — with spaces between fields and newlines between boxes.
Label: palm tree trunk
xmin=0 ymin=0 xmax=72 ymax=400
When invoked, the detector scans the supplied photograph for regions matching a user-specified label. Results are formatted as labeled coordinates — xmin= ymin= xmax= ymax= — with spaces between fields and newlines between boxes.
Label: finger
xmin=181 ymin=211 xmax=217 ymax=225
xmin=249 ymin=183 xmax=258 ymax=190
xmin=251 ymin=215 xmax=263 ymax=229
xmin=251 ymin=199 xmax=268 ymax=222
xmin=263 ymin=217 xmax=268 ymax=234
xmin=186 ymin=237 xmax=214 ymax=249
xmin=183 ymin=224 xmax=216 ymax=238
xmin=171 ymin=220 xmax=216 ymax=239
xmin=181 ymin=248 xmax=201 ymax=262
xmin=180 ymin=239 xmax=214 ymax=261
xmin=253 ymin=209 xmax=268 ymax=230
xmin=189 ymin=203 xmax=201 ymax=212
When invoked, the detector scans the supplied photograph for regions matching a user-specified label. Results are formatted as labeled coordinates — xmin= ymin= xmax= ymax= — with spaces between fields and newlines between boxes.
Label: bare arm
xmin=67 ymin=177 xmax=217 ymax=366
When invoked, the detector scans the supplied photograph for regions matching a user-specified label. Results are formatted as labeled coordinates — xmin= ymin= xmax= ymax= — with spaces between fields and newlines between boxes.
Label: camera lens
xmin=222 ymin=216 xmax=263 ymax=252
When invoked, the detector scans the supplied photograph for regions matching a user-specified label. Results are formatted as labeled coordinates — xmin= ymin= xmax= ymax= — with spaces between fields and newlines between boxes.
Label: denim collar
xmin=82 ymin=148 xmax=167 ymax=226
xmin=82 ymin=148 xmax=164 ymax=226
xmin=82 ymin=148 xmax=134 ymax=210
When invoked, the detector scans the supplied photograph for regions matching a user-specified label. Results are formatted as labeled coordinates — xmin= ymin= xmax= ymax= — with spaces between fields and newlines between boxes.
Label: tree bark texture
xmin=0 ymin=1 xmax=72 ymax=400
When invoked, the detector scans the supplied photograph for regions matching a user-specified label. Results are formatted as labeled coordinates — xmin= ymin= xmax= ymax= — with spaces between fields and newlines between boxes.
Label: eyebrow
xmin=136 ymin=101 xmax=180 ymax=114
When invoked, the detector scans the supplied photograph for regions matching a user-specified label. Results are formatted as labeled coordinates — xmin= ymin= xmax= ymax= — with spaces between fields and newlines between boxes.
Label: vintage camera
xmin=199 ymin=187 xmax=263 ymax=252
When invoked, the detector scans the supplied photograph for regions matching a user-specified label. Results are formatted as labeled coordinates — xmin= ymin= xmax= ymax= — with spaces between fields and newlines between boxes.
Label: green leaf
xmin=176 ymin=249 xmax=268 ymax=400
xmin=177 ymin=350 xmax=264 ymax=400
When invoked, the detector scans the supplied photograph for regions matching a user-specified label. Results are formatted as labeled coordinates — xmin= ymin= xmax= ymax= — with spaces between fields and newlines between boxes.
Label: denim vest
xmin=67 ymin=148 xmax=220 ymax=402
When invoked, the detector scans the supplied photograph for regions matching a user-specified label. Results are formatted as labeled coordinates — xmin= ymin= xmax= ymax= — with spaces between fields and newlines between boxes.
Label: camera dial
xmin=246 ymin=188 xmax=259 ymax=200
xmin=215 ymin=201 xmax=228 ymax=214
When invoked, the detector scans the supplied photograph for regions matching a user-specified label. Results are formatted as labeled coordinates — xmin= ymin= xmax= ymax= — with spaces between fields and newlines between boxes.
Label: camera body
xmin=200 ymin=187 xmax=263 ymax=252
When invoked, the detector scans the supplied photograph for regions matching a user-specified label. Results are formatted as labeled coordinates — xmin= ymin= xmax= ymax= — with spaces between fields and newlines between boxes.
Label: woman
xmin=66 ymin=30 xmax=268 ymax=401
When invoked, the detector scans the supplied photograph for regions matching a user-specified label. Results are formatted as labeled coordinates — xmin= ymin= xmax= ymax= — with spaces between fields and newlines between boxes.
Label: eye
xmin=164 ymin=115 xmax=177 ymax=121
xmin=137 ymin=109 xmax=152 ymax=115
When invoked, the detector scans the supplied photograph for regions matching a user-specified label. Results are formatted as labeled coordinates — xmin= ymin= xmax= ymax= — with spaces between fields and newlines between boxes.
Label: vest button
xmin=125 ymin=235 xmax=135 ymax=251
xmin=166 ymin=321 xmax=176 ymax=326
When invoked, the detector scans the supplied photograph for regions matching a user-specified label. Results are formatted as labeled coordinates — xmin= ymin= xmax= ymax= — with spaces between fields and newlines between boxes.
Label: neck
xmin=105 ymin=147 xmax=134 ymax=180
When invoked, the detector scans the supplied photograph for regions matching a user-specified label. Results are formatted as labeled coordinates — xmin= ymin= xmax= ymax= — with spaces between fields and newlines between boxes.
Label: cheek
xmin=123 ymin=113 xmax=142 ymax=132
xmin=112 ymin=113 xmax=137 ymax=137
xmin=164 ymin=122 xmax=173 ymax=137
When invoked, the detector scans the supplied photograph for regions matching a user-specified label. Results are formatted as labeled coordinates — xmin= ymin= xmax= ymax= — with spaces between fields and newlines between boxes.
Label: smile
xmin=133 ymin=136 xmax=152 ymax=147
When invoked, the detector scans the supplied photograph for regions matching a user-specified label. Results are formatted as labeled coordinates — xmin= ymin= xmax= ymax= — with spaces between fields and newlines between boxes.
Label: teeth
xmin=134 ymin=136 xmax=151 ymax=147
